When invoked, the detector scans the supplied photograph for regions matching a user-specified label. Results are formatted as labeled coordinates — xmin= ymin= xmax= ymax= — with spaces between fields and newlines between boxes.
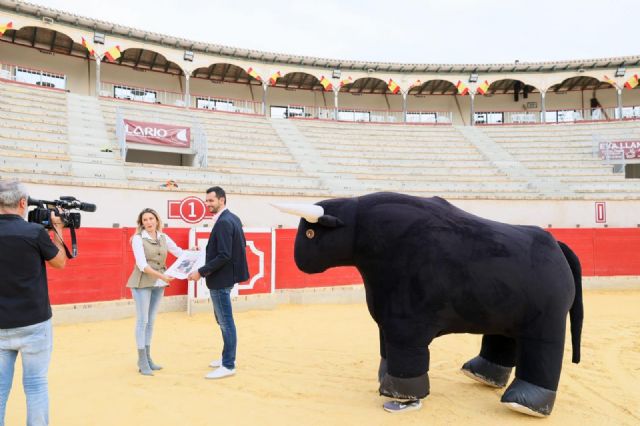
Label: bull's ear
xmin=317 ymin=215 xmax=344 ymax=228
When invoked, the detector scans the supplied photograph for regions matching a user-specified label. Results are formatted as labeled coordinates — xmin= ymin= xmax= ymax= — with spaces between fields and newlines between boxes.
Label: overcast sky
xmin=29 ymin=0 xmax=639 ymax=65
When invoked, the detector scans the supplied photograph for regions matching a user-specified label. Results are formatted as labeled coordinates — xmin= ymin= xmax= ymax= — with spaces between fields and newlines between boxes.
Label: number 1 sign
xmin=167 ymin=197 xmax=214 ymax=224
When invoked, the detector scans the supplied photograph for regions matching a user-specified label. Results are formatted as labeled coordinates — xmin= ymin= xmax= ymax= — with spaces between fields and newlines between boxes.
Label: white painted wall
xmin=23 ymin=183 xmax=640 ymax=229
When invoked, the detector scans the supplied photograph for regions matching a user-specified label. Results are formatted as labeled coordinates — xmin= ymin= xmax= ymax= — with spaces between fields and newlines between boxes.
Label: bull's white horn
xmin=271 ymin=202 xmax=324 ymax=223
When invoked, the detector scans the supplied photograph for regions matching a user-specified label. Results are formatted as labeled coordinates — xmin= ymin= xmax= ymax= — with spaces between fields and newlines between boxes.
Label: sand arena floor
xmin=5 ymin=289 xmax=640 ymax=425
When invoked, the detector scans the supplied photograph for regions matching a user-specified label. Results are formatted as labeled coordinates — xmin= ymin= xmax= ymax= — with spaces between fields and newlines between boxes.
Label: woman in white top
xmin=126 ymin=208 xmax=184 ymax=376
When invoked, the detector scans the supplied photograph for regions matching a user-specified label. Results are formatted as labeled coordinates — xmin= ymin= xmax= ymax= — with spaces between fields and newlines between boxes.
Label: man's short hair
xmin=206 ymin=186 xmax=226 ymax=202
xmin=0 ymin=180 xmax=28 ymax=208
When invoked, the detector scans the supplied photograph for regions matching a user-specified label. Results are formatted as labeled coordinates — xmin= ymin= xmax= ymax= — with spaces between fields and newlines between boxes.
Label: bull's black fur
xmin=292 ymin=192 xmax=583 ymax=416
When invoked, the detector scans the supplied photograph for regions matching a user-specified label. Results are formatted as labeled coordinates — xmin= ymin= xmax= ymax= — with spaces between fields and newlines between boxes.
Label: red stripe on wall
xmin=548 ymin=228 xmax=640 ymax=276
xmin=47 ymin=228 xmax=190 ymax=305
xmin=45 ymin=227 xmax=640 ymax=305
xmin=274 ymin=229 xmax=362 ymax=289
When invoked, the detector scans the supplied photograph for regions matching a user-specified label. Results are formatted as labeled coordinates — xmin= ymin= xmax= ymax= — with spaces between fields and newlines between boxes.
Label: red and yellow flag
xmin=603 ymin=75 xmax=617 ymax=87
xmin=624 ymin=74 xmax=638 ymax=89
xmin=456 ymin=80 xmax=469 ymax=95
xmin=269 ymin=71 xmax=281 ymax=85
xmin=0 ymin=21 xmax=13 ymax=36
xmin=81 ymin=36 xmax=96 ymax=57
xmin=387 ymin=79 xmax=400 ymax=94
xmin=319 ymin=76 xmax=333 ymax=91
xmin=104 ymin=45 xmax=122 ymax=62
xmin=246 ymin=67 xmax=262 ymax=81
xmin=339 ymin=76 xmax=353 ymax=87
xmin=476 ymin=80 xmax=490 ymax=95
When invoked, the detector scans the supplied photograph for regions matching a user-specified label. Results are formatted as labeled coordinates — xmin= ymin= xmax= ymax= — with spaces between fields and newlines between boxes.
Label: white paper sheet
xmin=165 ymin=249 xmax=206 ymax=279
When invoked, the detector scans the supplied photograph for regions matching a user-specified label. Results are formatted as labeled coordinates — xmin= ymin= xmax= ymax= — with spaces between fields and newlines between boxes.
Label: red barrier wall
xmin=274 ymin=229 xmax=362 ymax=289
xmin=548 ymin=228 xmax=640 ymax=276
xmin=46 ymin=227 xmax=640 ymax=305
xmin=47 ymin=228 xmax=190 ymax=305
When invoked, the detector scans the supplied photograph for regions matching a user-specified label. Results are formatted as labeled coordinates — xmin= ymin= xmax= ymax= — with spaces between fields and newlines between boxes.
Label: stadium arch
xmin=266 ymin=71 xmax=334 ymax=119
xmin=474 ymin=79 xmax=541 ymax=124
xmin=406 ymin=79 xmax=458 ymax=123
xmin=544 ymin=76 xmax=618 ymax=122
xmin=190 ymin=62 xmax=262 ymax=114
xmin=99 ymin=47 xmax=187 ymax=106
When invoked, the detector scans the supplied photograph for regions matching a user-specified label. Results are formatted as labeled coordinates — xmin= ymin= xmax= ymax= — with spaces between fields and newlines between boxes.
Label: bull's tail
xmin=558 ymin=240 xmax=583 ymax=363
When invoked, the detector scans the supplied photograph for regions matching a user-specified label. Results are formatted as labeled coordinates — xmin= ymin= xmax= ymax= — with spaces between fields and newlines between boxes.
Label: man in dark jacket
xmin=188 ymin=186 xmax=249 ymax=379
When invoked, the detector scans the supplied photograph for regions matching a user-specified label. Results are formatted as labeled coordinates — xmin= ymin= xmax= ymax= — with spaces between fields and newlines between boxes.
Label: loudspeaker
xmin=513 ymin=81 xmax=521 ymax=102
xmin=590 ymin=98 xmax=599 ymax=108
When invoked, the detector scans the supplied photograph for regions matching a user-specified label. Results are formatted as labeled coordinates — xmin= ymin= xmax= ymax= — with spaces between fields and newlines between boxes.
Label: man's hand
xmin=50 ymin=210 xmax=64 ymax=234
xmin=187 ymin=270 xmax=202 ymax=281
xmin=47 ymin=209 xmax=67 ymax=268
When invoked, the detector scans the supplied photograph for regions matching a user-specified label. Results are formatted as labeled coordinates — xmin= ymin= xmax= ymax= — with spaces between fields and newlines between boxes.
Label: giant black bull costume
xmin=275 ymin=192 xmax=583 ymax=416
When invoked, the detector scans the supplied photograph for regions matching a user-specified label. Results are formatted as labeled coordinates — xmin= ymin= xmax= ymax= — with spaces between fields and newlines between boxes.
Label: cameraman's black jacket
xmin=0 ymin=214 xmax=59 ymax=328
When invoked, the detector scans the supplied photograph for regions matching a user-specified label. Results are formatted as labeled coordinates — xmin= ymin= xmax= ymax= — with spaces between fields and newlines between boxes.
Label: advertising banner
xmin=124 ymin=119 xmax=190 ymax=147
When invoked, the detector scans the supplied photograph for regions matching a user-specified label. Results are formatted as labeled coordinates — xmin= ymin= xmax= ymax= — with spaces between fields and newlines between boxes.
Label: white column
xmin=540 ymin=90 xmax=546 ymax=123
xmin=402 ymin=91 xmax=408 ymax=123
xmin=262 ymin=83 xmax=268 ymax=116
xmin=333 ymin=88 xmax=339 ymax=120
xmin=95 ymin=56 xmax=101 ymax=98
xmin=617 ymin=88 xmax=623 ymax=119
xmin=184 ymin=74 xmax=190 ymax=108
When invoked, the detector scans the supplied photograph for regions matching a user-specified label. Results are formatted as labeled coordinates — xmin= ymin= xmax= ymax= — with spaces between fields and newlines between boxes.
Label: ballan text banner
xmin=124 ymin=119 xmax=191 ymax=147
xmin=598 ymin=140 xmax=640 ymax=160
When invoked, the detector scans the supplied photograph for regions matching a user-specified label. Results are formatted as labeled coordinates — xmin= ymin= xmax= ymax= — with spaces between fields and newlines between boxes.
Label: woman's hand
xmin=161 ymin=274 xmax=174 ymax=283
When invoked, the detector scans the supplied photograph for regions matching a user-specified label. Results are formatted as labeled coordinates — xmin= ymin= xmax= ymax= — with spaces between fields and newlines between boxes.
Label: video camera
xmin=27 ymin=196 xmax=97 ymax=258
xmin=27 ymin=196 xmax=96 ymax=229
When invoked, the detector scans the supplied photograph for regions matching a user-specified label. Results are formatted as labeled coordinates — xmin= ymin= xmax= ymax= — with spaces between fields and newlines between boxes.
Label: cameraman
xmin=0 ymin=180 xmax=67 ymax=426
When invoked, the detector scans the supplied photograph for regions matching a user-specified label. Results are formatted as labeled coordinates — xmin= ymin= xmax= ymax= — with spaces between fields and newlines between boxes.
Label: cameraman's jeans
xmin=209 ymin=287 xmax=236 ymax=369
xmin=0 ymin=319 xmax=52 ymax=426
xmin=131 ymin=287 xmax=165 ymax=349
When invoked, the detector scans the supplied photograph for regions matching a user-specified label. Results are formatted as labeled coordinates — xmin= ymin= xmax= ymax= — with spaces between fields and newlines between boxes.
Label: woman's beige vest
xmin=126 ymin=234 xmax=168 ymax=289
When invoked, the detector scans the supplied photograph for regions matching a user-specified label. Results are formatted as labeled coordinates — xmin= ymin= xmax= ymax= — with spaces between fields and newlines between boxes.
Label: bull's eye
xmin=305 ymin=229 xmax=315 ymax=239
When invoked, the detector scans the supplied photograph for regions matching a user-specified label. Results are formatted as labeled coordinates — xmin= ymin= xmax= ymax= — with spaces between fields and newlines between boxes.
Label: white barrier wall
xmin=24 ymin=183 xmax=640 ymax=229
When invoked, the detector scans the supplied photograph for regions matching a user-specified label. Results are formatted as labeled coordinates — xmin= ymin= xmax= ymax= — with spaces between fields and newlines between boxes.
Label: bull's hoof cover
xmin=377 ymin=358 xmax=388 ymax=383
xmin=383 ymin=399 xmax=422 ymax=413
xmin=379 ymin=372 xmax=429 ymax=399
xmin=461 ymin=356 xmax=512 ymax=388
xmin=501 ymin=378 xmax=556 ymax=417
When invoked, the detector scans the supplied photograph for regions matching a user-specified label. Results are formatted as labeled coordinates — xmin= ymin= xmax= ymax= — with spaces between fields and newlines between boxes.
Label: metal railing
xmin=0 ymin=62 xmax=67 ymax=90
xmin=618 ymin=106 xmax=640 ymax=120
xmin=278 ymin=104 xmax=452 ymax=124
xmin=274 ymin=104 xmax=333 ymax=119
xmin=115 ymin=107 xmax=127 ymax=160
xmin=544 ymin=108 xmax=618 ymax=123
xmin=334 ymin=108 xmax=402 ymax=123
xmin=100 ymin=81 xmax=184 ymax=106
xmin=406 ymin=110 xmax=453 ymax=124
xmin=476 ymin=107 xmax=622 ymax=125
xmin=192 ymin=94 xmax=262 ymax=115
